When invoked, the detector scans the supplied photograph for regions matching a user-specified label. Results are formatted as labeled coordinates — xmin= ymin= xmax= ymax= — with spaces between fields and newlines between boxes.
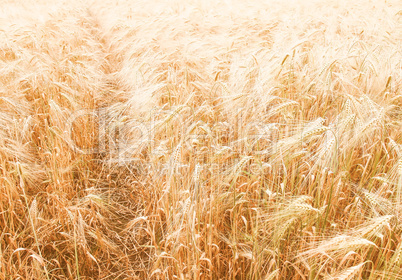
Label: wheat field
xmin=0 ymin=0 xmax=402 ymax=279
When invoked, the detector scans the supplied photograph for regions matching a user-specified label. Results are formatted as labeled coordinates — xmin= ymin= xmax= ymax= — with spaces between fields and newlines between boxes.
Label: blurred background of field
xmin=0 ymin=0 xmax=401 ymax=279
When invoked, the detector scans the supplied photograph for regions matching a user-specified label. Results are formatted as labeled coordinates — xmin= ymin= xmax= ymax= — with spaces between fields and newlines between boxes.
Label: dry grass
xmin=0 ymin=0 xmax=402 ymax=279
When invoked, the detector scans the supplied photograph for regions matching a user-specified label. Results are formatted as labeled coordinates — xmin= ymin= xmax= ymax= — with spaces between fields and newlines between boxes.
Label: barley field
xmin=1 ymin=0 xmax=402 ymax=279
